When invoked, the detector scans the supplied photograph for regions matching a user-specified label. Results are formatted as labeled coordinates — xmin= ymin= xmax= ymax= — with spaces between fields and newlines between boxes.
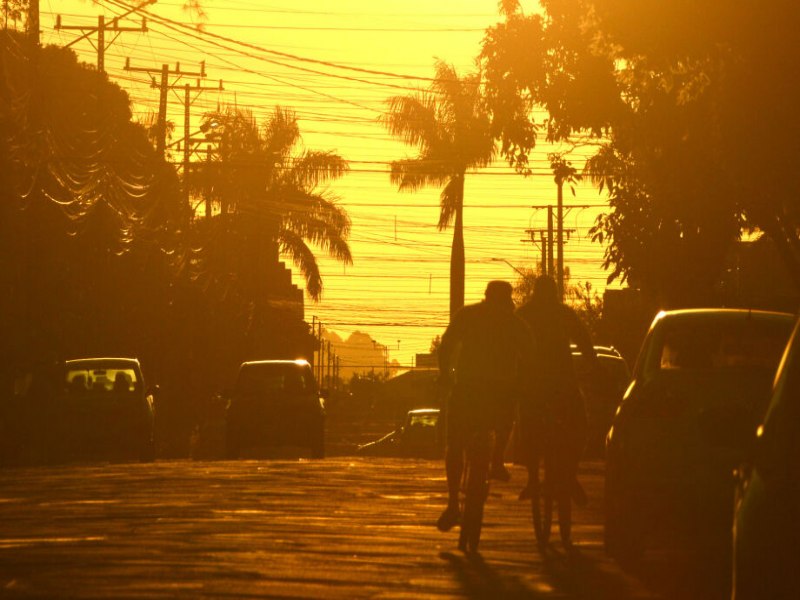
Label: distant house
xmin=381 ymin=368 xmax=440 ymax=422
xmin=415 ymin=353 xmax=437 ymax=368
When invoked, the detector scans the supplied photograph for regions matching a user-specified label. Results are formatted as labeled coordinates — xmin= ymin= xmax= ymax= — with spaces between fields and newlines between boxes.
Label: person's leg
xmin=490 ymin=416 xmax=512 ymax=481
xmin=438 ymin=399 xmax=465 ymax=531
xmin=444 ymin=438 xmax=464 ymax=509
xmin=518 ymin=412 xmax=543 ymax=499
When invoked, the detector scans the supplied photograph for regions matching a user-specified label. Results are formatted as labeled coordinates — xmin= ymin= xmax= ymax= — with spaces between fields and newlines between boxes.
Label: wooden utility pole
xmin=124 ymin=60 xmax=206 ymax=157
xmin=547 ymin=205 xmax=555 ymax=279
xmin=556 ymin=180 xmax=565 ymax=301
xmin=57 ymin=1 xmax=153 ymax=72
xmin=175 ymin=79 xmax=224 ymax=209
xmin=28 ymin=0 xmax=38 ymax=45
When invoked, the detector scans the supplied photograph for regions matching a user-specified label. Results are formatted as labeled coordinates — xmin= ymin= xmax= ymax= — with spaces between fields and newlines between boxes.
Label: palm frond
xmin=382 ymin=94 xmax=440 ymax=150
xmin=278 ymin=229 xmax=323 ymax=300
xmin=262 ymin=106 xmax=301 ymax=161
xmin=438 ymin=176 xmax=463 ymax=230
xmin=389 ymin=158 xmax=450 ymax=192
xmin=290 ymin=150 xmax=349 ymax=188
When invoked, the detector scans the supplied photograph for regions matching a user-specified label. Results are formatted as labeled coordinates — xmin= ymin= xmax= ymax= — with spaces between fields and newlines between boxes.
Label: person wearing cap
xmin=516 ymin=275 xmax=598 ymax=549
xmin=435 ymin=280 xmax=533 ymax=532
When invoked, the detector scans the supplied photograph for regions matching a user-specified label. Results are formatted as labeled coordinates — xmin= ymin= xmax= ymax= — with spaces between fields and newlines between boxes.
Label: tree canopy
xmin=481 ymin=0 xmax=800 ymax=307
xmin=190 ymin=105 xmax=352 ymax=302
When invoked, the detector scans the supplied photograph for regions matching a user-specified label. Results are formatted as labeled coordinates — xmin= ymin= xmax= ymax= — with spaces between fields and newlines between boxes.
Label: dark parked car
xmin=732 ymin=317 xmax=800 ymax=599
xmin=225 ymin=360 xmax=326 ymax=459
xmin=357 ymin=408 xmax=443 ymax=458
xmin=573 ymin=346 xmax=631 ymax=457
xmin=1 ymin=357 xmax=156 ymax=463
xmin=604 ymin=309 xmax=795 ymax=561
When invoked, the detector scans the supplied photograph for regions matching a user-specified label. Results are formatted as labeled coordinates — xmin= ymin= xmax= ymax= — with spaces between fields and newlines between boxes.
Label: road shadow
xmin=440 ymin=551 xmax=541 ymax=599
xmin=538 ymin=544 xmax=646 ymax=599
xmin=442 ymin=544 xmax=657 ymax=600
xmin=617 ymin=544 xmax=731 ymax=600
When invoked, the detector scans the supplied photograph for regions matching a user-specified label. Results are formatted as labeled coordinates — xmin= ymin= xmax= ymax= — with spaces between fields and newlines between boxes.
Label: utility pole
xmin=547 ymin=205 xmax=555 ymax=279
xmin=326 ymin=341 xmax=332 ymax=390
xmin=529 ymin=202 xmax=601 ymax=291
xmin=124 ymin=60 xmax=206 ymax=158
xmin=540 ymin=232 xmax=548 ymax=275
xmin=317 ymin=320 xmax=324 ymax=385
xmin=28 ymin=0 xmax=38 ymax=45
xmin=174 ymin=79 xmax=223 ymax=206
xmin=556 ymin=180 xmax=565 ymax=300
xmin=56 ymin=1 xmax=154 ymax=71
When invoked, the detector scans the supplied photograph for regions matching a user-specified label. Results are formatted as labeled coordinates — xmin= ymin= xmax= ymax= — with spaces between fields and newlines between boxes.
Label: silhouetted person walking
xmin=516 ymin=275 xmax=597 ymax=549
xmin=436 ymin=280 xmax=532 ymax=532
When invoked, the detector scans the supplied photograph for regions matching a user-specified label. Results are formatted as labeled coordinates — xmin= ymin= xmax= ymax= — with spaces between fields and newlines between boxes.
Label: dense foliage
xmin=481 ymin=0 xmax=800 ymax=308
xmin=0 ymin=37 xmax=349 ymax=454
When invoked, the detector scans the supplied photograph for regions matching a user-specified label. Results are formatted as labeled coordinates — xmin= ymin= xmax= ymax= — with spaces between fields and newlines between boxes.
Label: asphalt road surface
xmin=0 ymin=457 xmax=730 ymax=599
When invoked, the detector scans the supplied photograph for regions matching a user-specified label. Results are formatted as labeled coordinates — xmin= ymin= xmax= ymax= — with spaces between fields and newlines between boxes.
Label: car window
xmin=408 ymin=413 xmax=438 ymax=428
xmin=655 ymin=319 xmax=791 ymax=373
xmin=66 ymin=368 xmax=139 ymax=394
xmin=237 ymin=364 xmax=313 ymax=395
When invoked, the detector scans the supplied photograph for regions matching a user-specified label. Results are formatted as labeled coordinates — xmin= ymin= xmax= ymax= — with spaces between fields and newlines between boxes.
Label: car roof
xmin=408 ymin=408 xmax=440 ymax=415
xmin=65 ymin=357 xmax=141 ymax=367
xmin=652 ymin=308 xmax=795 ymax=326
xmin=240 ymin=359 xmax=311 ymax=367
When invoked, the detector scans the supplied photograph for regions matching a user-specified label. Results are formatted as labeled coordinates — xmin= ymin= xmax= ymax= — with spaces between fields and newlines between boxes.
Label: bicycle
xmin=529 ymin=444 xmax=554 ymax=548
xmin=458 ymin=429 xmax=493 ymax=554
xmin=524 ymin=411 xmax=576 ymax=550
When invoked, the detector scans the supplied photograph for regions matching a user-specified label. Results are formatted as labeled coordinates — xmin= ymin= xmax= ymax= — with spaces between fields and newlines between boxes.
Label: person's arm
xmin=438 ymin=309 xmax=465 ymax=382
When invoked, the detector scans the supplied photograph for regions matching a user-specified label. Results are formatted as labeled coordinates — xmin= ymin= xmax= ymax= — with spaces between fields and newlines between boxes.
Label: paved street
xmin=0 ymin=457 xmax=729 ymax=599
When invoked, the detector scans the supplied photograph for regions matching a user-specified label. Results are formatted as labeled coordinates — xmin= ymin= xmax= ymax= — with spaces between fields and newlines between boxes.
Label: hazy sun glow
xmin=44 ymin=0 xmax=615 ymax=367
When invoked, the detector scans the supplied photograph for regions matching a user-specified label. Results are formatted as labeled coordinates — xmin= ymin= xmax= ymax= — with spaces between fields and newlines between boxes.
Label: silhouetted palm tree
xmin=191 ymin=106 xmax=352 ymax=301
xmin=383 ymin=60 xmax=495 ymax=317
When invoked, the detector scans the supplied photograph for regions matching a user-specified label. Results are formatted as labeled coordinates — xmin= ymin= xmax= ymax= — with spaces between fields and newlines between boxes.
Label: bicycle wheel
xmin=458 ymin=438 xmax=490 ymax=553
xmin=531 ymin=460 xmax=553 ymax=548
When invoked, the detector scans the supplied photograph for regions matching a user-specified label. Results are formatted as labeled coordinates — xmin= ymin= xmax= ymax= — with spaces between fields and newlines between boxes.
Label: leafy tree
xmin=0 ymin=37 xmax=185 ymax=363
xmin=481 ymin=0 xmax=799 ymax=307
xmin=383 ymin=60 xmax=496 ymax=317
xmin=191 ymin=106 xmax=352 ymax=303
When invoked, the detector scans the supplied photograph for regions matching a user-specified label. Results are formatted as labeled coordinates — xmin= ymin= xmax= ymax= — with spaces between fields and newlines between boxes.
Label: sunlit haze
xmin=44 ymin=0 xmax=616 ymax=367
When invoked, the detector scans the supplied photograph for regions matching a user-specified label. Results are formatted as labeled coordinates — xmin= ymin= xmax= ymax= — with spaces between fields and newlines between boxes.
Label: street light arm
xmin=490 ymin=258 xmax=527 ymax=278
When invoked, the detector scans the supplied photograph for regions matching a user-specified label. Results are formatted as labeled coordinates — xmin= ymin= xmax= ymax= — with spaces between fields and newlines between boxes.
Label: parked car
xmin=604 ymin=309 xmax=795 ymax=562
xmin=225 ymin=359 xmax=326 ymax=459
xmin=1 ymin=357 xmax=156 ymax=464
xmin=573 ymin=346 xmax=631 ymax=457
xmin=732 ymin=317 xmax=800 ymax=599
xmin=357 ymin=408 xmax=443 ymax=458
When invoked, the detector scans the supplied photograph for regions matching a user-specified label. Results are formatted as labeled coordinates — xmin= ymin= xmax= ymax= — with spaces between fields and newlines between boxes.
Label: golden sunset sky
xmin=44 ymin=0 xmax=617 ymax=367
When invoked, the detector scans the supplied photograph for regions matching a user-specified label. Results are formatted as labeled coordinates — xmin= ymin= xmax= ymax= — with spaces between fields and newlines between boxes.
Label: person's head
xmin=484 ymin=280 xmax=514 ymax=311
xmin=533 ymin=275 xmax=559 ymax=305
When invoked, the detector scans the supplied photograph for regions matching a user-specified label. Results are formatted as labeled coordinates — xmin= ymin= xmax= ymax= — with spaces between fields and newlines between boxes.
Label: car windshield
xmin=66 ymin=366 xmax=139 ymax=394
xmin=408 ymin=412 xmax=438 ymax=428
xmin=655 ymin=318 xmax=791 ymax=373
xmin=236 ymin=364 xmax=313 ymax=395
